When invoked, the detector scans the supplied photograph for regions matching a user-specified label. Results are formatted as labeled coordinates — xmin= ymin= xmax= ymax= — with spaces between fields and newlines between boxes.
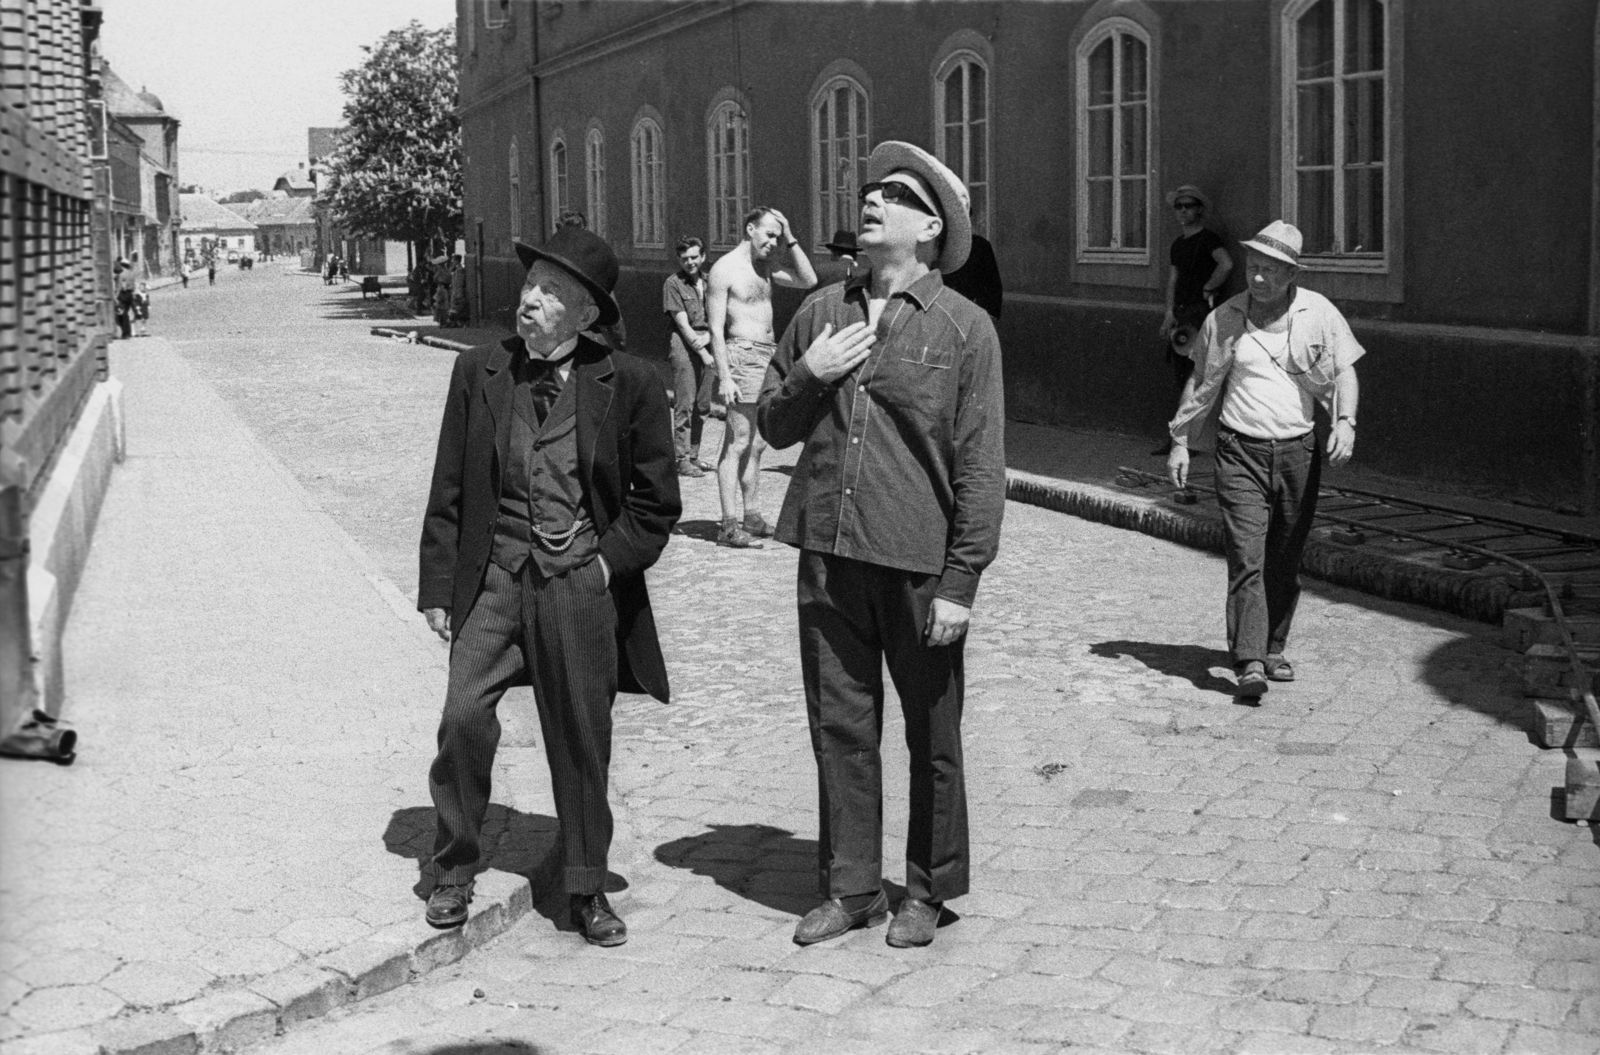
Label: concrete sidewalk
xmin=0 ymin=339 xmax=574 ymax=1055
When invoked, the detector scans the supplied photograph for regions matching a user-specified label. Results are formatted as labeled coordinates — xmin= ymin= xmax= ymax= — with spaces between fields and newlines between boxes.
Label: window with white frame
xmin=586 ymin=127 xmax=607 ymax=239
xmin=810 ymin=76 xmax=869 ymax=249
xmin=483 ymin=0 xmax=508 ymax=29
xmin=508 ymin=137 xmax=521 ymax=242
xmin=1285 ymin=0 xmax=1387 ymax=261
xmin=550 ymin=135 xmax=569 ymax=230
xmin=936 ymin=53 xmax=989 ymax=237
xmin=1076 ymin=18 xmax=1150 ymax=261
xmin=706 ymin=99 xmax=751 ymax=248
xmin=630 ymin=116 xmax=665 ymax=248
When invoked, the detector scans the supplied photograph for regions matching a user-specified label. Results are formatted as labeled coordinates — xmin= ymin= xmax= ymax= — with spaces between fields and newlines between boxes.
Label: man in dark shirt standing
xmin=663 ymin=236 xmax=714 ymax=477
xmin=758 ymin=141 xmax=1005 ymax=949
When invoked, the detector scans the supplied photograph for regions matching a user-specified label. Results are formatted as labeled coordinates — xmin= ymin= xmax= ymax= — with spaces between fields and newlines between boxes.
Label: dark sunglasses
xmin=1173 ymin=200 xmax=1202 ymax=210
xmin=859 ymin=180 xmax=936 ymax=216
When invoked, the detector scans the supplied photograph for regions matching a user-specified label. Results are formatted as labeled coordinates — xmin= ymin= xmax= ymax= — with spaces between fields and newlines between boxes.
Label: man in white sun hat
xmin=758 ymin=141 xmax=1005 ymax=949
xmin=1167 ymin=220 xmax=1363 ymax=699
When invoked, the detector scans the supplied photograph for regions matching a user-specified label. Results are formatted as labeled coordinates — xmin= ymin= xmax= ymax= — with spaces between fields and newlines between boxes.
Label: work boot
xmin=717 ymin=518 xmax=763 ymax=549
xmin=743 ymin=511 xmax=774 ymax=538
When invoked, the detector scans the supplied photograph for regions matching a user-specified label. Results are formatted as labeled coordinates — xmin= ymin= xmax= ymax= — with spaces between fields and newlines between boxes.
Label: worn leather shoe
xmin=793 ymin=891 xmax=889 ymax=945
xmin=571 ymin=892 xmax=627 ymax=946
xmin=886 ymin=897 xmax=942 ymax=948
xmin=425 ymin=883 xmax=471 ymax=929
xmin=1236 ymin=660 xmax=1270 ymax=698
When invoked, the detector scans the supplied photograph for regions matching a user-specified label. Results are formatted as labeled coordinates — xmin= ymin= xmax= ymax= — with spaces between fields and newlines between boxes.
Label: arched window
xmin=549 ymin=134 xmax=569 ymax=231
xmin=1076 ymin=18 xmax=1150 ymax=261
xmin=810 ymin=74 xmax=869 ymax=249
xmin=630 ymin=115 xmax=665 ymax=248
xmin=508 ymin=137 xmax=521 ymax=242
xmin=705 ymin=97 xmax=751 ymax=249
xmin=1284 ymin=0 xmax=1389 ymax=260
xmin=585 ymin=127 xmax=607 ymax=239
xmin=935 ymin=50 xmax=990 ymax=236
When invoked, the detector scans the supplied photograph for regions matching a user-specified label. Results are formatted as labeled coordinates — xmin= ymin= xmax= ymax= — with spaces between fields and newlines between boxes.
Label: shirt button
xmin=845 ymin=488 xmax=853 ymax=496
xmin=851 ymin=437 xmax=859 ymax=444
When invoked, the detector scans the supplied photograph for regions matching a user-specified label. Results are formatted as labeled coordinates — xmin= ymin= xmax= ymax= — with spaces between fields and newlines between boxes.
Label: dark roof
xmin=235 ymin=197 xmax=317 ymax=226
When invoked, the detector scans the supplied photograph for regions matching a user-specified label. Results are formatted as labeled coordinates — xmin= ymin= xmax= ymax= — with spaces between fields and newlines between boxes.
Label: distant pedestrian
xmin=448 ymin=255 xmax=469 ymax=327
xmin=823 ymin=228 xmax=860 ymax=283
xmin=132 ymin=282 xmax=150 ymax=337
xmin=207 ymin=259 xmax=216 ymax=286
xmin=1155 ymin=185 xmax=1233 ymax=455
xmin=180 ymin=267 xmax=189 ymax=290
xmin=112 ymin=262 xmax=133 ymax=339
xmin=942 ymin=208 xmax=1003 ymax=320
xmin=416 ymin=225 xmax=680 ymax=946
xmin=324 ymin=257 xmax=336 ymax=285
xmin=663 ymin=235 xmax=715 ymax=478
xmin=707 ymin=206 xmax=816 ymax=548
xmin=431 ymin=254 xmax=451 ymax=326
xmin=1167 ymin=221 xmax=1362 ymax=698
xmin=337 ymin=258 xmax=348 ymax=283
xmin=759 ymin=141 xmax=1005 ymax=950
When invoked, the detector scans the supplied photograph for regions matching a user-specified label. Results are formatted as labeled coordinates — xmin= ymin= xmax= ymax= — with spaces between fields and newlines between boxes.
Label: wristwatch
xmin=784 ymin=239 xmax=798 ymax=249
xmin=1338 ymin=415 xmax=1357 ymax=428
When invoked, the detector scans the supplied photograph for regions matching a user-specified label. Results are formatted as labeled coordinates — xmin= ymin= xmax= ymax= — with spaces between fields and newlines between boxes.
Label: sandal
xmin=1264 ymin=655 xmax=1295 ymax=682
xmin=0 ymin=709 xmax=76 ymax=763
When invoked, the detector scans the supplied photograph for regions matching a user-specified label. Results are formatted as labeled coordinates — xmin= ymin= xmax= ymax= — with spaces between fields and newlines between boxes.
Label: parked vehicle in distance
xmin=226 ymin=250 xmax=239 ymax=263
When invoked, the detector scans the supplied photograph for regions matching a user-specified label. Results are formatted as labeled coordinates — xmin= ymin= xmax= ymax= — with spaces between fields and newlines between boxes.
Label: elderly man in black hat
xmin=416 ymin=226 xmax=681 ymax=945
xmin=758 ymin=141 xmax=1005 ymax=949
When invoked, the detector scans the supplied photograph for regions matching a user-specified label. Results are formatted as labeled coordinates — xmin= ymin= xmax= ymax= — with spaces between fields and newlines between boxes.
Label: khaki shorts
xmin=728 ymin=339 xmax=776 ymax=403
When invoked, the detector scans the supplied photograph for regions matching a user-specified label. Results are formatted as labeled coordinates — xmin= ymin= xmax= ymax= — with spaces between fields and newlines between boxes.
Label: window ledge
xmin=1077 ymin=250 xmax=1150 ymax=267
xmin=1300 ymin=254 xmax=1388 ymax=275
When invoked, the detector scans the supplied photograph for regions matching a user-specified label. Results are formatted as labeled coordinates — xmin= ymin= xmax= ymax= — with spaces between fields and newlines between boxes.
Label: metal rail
xmin=1113 ymin=465 xmax=1600 ymax=738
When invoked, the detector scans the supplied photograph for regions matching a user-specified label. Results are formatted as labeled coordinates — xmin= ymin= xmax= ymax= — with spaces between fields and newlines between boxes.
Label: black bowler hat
xmin=824 ymin=229 xmax=859 ymax=255
xmin=514 ymin=227 xmax=621 ymax=326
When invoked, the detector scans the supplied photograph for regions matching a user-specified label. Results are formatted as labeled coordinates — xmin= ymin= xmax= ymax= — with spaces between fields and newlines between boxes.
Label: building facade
xmin=101 ymin=60 xmax=180 ymax=277
xmin=236 ymin=195 xmax=316 ymax=258
xmin=1 ymin=0 xmax=120 ymax=729
xmin=177 ymin=194 xmax=256 ymax=263
xmin=456 ymin=0 xmax=1600 ymax=513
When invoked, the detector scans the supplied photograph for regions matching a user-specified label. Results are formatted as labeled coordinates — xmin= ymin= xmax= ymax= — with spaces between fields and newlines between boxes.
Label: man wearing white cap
xmin=1167 ymin=221 xmax=1363 ymax=698
xmin=758 ymin=142 xmax=1005 ymax=948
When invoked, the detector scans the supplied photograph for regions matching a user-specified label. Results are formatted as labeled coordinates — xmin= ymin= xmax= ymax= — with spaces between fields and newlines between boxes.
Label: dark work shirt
xmin=942 ymin=233 xmax=1003 ymax=320
xmin=757 ymin=269 xmax=1005 ymax=607
xmin=1170 ymin=228 xmax=1226 ymax=311
xmin=662 ymin=269 xmax=708 ymax=360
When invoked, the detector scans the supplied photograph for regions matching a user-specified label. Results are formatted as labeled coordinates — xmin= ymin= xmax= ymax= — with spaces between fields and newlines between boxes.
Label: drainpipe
xmin=531 ymin=5 xmax=548 ymax=242
xmin=1587 ymin=7 xmax=1600 ymax=512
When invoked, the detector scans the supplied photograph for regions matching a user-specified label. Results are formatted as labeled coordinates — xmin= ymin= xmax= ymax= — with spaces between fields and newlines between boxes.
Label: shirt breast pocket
xmin=898 ymin=344 xmax=952 ymax=370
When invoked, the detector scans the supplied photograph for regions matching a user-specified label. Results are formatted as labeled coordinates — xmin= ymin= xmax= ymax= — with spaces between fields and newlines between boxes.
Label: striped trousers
xmin=427 ymin=557 xmax=618 ymax=893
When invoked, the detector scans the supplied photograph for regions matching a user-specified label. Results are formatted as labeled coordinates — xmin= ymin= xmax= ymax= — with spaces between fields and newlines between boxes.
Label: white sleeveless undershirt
xmin=1218 ymin=320 xmax=1316 ymax=440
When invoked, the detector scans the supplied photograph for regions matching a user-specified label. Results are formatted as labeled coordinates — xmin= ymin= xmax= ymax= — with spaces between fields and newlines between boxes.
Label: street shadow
xmin=672 ymin=518 xmax=723 ymax=543
xmin=1089 ymin=640 xmax=1236 ymax=696
xmin=384 ymin=804 xmax=559 ymax=901
xmin=409 ymin=1045 xmax=541 ymax=1055
xmin=655 ymin=823 xmax=816 ymax=917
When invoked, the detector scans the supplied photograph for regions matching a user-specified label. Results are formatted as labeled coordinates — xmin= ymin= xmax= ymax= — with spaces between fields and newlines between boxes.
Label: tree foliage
xmin=221 ymin=189 xmax=265 ymax=204
xmin=323 ymin=21 xmax=461 ymax=247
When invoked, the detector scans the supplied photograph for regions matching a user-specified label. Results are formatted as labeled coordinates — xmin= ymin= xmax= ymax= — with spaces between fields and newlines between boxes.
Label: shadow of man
xmin=1089 ymin=639 xmax=1236 ymax=696
xmin=654 ymin=823 xmax=817 ymax=917
xmin=384 ymin=804 xmax=560 ymax=902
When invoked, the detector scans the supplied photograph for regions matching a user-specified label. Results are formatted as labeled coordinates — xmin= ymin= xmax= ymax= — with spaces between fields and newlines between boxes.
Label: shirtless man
xmin=706 ymin=207 xmax=817 ymax=548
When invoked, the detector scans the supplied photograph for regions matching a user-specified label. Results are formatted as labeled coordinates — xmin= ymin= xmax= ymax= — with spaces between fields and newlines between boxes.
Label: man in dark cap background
xmin=759 ymin=141 xmax=1005 ymax=950
xmin=416 ymin=225 xmax=681 ymax=947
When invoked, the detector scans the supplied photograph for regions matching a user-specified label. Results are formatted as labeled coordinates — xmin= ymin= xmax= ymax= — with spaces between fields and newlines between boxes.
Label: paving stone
xmin=1404 ymin=1016 xmax=1512 ymax=1054
xmin=764 ymin=973 xmax=867 ymax=1015
xmin=100 ymin=961 xmax=216 ymax=1008
xmin=1463 ymin=985 xmax=1576 ymax=1026
xmin=8 ymin=985 xmax=125 ymax=1033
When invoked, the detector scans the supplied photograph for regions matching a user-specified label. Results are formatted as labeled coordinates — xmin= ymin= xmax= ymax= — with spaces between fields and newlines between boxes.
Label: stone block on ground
xmin=1522 ymin=645 xmax=1600 ymax=699
xmin=1563 ymin=749 xmax=1600 ymax=821
xmin=89 ymin=1010 xmax=197 ymax=1055
xmin=1502 ymin=608 xmax=1600 ymax=652
xmin=1530 ymin=697 xmax=1600 ymax=749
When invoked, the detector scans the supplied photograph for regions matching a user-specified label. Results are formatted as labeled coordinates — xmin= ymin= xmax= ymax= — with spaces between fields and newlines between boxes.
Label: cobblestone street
xmin=7 ymin=267 xmax=1598 ymax=1055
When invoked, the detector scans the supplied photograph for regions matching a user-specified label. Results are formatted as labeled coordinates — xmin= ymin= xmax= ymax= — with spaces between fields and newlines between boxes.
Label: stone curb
xmin=1006 ymin=469 xmax=1514 ymax=625
xmin=65 ymin=864 xmax=551 ymax=1055
xmin=369 ymin=326 xmax=476 ymax=354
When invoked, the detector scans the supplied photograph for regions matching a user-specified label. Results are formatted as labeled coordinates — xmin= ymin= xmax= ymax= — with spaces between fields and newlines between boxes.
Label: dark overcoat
xmin=418 ymin=334 xmax=681 ymax=702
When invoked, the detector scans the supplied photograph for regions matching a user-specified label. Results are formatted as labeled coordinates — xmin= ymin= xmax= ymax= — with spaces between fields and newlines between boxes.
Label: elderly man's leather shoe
xmin=571 ymin=892 xmax=627 ymax=946
xmin=425 ymin=883 xmax=471 ymax=928
xmin=793 ymin=891 xmax=889 ymax=945
xmin=886 ymin=897 xmax=942 ymax=947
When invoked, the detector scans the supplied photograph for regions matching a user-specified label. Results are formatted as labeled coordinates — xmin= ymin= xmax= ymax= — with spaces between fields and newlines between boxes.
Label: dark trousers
xmin=797 ymin=552 xmax=969 ymax=904
xmin=668 ymin=341 xmax=714 ymax=461
xmin=1214 ymin=426 xmax=1321 ymax=667
xmin=428 ymin=558 xmax=618 ymax=893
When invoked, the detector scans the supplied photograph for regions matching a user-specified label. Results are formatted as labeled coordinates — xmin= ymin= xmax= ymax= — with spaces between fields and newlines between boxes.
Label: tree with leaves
xmin=322 ymin=21 xmax=461 ymax=253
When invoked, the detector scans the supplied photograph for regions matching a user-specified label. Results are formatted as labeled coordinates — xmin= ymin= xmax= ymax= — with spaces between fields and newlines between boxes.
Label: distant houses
xmin=178 ymin=195 xmax=257 ymax=263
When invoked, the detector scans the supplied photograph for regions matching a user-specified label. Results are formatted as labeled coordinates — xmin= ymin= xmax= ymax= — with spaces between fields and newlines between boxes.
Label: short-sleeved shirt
xmin=1170 ymin=287 xmax=1365 ymax=452
xmin=1170 ymin=228 xmax=1226 ymax=311
xmin=756 ymin=269 xmax=1006 ymax=607
xmin=662 ymin=270 xmax=708 ymax=358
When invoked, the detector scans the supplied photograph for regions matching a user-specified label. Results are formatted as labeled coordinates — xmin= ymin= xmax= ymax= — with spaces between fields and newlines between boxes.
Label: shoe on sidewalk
xmin=425 ymin=883 xmax=472 ymax=928
xmin=1236 ymin=660 xmax=1270 ymax=698
xmin=743 ymin=511 xmax=774 ymax=538
xmin=571 ymin=892 xmax=627 ymax=946
xmin=717 ymin=518 xmax=763 ymax=549
xmin=793 ymin=890 xmax=889 ymax=945
xmin=1264 ymin=654 xmax=1296 ymax=682
xmin=693 ymin=457 xmax=717 ymax=472
xmin=886 ymin=897 xmax=942 ymax=948
xmin=676 ymin=457 xmax=706 ymax=478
